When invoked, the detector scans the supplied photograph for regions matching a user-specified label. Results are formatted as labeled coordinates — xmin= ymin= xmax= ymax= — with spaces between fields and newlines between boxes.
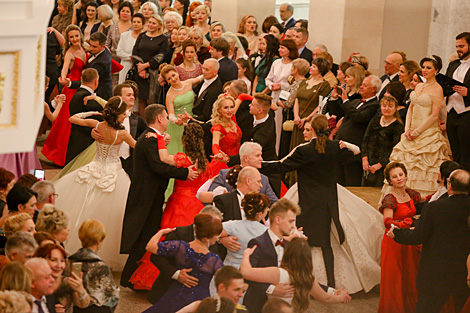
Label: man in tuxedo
xmin=120 ymin=104 xmax=198 ymax=289
xmin=378 ymin=51 xmax=403 ymax=99
xmin=279 ymin=3 xmax=296 ymax=30
xmin=26 ymin=258 xmax=58 ymax=313
xmin=209 ymin=37 xmax=238 ymax=86
xmin=445 ymin=32 xmax=470 ymax=171
xmin=209 ymin=141 xmax=278 ymax=205
xmin=148 ymin=205 xmax=223 ymax=304
xmin=193 ymin=58 xmax=223 ymax=157
xmin=65 ymin=68 xmax=103 ymax=165
xmin=294 ymin=27 xmax=312 ymax=65
xmin=61 ymin=32 xmax=113 ymax=100
xmin=113 ymin=83 xmax=147 ymax=177
xmin=335 ymin=75 xmax=381 ymax=186
xmin=390 ymin=169 xmax=470 ymax=313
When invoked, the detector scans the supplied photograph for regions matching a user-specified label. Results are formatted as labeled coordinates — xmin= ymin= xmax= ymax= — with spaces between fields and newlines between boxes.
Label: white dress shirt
xmin=119 ymin=110 xmax=132 ymax=159
xmin=236 ymin=189 xmax=247 ymax=220
xmin=253 ymin=114 xmax=269 ymax=127
xmin=447 ymin=59 xmax=470 ymax=114
xmin=378 ymin=72 xmax=398 ymax=95
xmin=198 ymin=76 xmax=218 ymax=97
xmin=31 ymin=295 xmax=50 ymax=313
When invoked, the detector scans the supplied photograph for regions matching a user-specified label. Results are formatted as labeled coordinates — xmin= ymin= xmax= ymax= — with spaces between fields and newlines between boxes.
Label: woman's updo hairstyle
xmin=194 ymin=213 xmax=222 ymax=241
xmin=159 ymin=63 xmax=177 ymax=81
xmin=226 ymin=165 xmax=242 ymax=189
xmin=182 ymin=123 xmax=207 ymax=172
xmin=308 ymin=114 xmax=329 ymax=154
xmin=103 ymin=96 xmax=127 ymax=130
xmin=242 ymin=192 xmax=270 ymax=220
xmin=384 ymin=162 xmax=408 ymax=185
xmin=420 ymin=55 xmax=443 ymax=72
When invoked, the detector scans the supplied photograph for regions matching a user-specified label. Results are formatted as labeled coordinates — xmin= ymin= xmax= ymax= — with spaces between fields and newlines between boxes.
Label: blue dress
xmin=142 ymin=240 xmax=223 ymax=313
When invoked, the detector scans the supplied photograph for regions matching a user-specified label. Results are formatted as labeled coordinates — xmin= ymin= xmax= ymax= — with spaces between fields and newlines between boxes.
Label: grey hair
xmin=210 ymin=22 xmax=226 ymax=33
xmin=230 ymin=80 xmax=248 ymax=96
xmin=5 ymin=232 xmax=37 ymax=258
xmin=200 ymin=205 xmax=224 ymax=220
xmin=140 ymin=2 xmax=160 ymax=16
xmin=222 ymin=31 xmax=246 ymax=56
xmin=32 ymin=181 xmax=55 ymax=204
xmin=98 ymin=5 xmax=114 ymax=22
xmin=283 ymin=3 xmax=294 ymax=12
xmin=163 ymin=11 xmax=183 ymax=28
xmin=313 ymin=44 xmax=328 ymax=52
xmin=368 ymin=75 xmax=382 ymax=94
xmin=25 ymin=258 xmax=50 ymax=280
xmin=239 ymin=142 xmax=262 ymax=160
xmin=188 ymin=27 xmax=210 ymax=47
xmin=204 ymin=58 xmax=220 ymax=71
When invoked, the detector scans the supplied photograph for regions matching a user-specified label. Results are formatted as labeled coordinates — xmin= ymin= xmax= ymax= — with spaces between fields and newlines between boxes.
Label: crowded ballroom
xmin=0 ymin=0 xmax=470 ymax=312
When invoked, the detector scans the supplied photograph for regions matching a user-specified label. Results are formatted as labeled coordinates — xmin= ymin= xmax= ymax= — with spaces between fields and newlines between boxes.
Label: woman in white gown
xmin=54 ymin=97 xmax=136 ymax=270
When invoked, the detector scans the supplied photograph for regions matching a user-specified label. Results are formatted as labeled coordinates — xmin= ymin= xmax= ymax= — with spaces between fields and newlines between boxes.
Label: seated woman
xmin=3 ymin=213 xmax=36 ymax=239
xmin=221 ymin=192 xmax=269 ymax=269
xmin=34 ymin=243 xmax=90 ymax=312
xmin=35 ymin=204 xmax=70 ymax=247
xmin=142 ymin=213 xmax=224 ymax=313
xmin=68 ymin=219 xmax=119 ymax=312
xmin=241 ymin=238 xmax=350 ymax=313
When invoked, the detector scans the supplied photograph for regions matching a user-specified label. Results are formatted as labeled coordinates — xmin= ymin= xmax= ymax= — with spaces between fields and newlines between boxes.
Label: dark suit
xmin=261 ymin=139 xmax=354 ymax=287
xmin=33 ymin=295 xmax=57 ymax=313
xmin=299 ymin=47 xmax=313 ymax=65
xmin=70 ymin=48 xmax=113 ymax=100
xmin=147 ymin=224 xmax=219 ymax=304
xmin=209 ymin=168 xmax=278 ymax=205
xmin=394 ymin=194 xmax=470 ymax=313
xmin=336 ymin=97 xmax=379 ymax=186
xmin=218 ymin=57 xmax=238 ymax=86
xmin=45 ymin=32 xmax=61 ymax=103
xmin=120 ymin=114 xmax=147 ymax=177
xmin=283 ymin=18 xmax=296 ymax=30
xmin=235 ymin=99 xmax=253 ymax=143
xmin=213 ymin=190 xmax=242 ymax=222
xmin=65 ymin=87 xmax=103 ymax=165
xmin=445 ymin=60 xmax=470 ymax=171
xmin=378 ymin=73 xmax=399 ymax=99
xmin=120 ymin=128 xmax=189 ymax=287
xmin=193 ymin=77 xmax=223 ymax=158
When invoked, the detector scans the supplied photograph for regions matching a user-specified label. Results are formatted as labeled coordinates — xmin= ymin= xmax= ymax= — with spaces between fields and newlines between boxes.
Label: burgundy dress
xmin=378 ymin=188 xmax=421 ymax=313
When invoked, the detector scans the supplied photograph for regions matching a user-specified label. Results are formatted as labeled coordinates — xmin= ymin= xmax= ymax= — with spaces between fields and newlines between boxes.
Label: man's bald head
xmin=384 ymin=53 xmax=403 ymax=75
xmin=448 ymin=169 xmax=470 ymax=195
xmin=237 ymin=166 xmax=262 ymax=193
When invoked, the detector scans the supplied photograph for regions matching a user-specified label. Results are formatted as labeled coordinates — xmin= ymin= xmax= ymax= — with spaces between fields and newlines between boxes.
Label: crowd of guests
xmin=1 ymin=0 xmax=470 ymax=313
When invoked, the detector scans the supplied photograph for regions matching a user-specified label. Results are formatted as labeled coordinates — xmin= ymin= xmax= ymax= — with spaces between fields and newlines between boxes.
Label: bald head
xmin=237 ymin=166 xmax=262 ymax=194
xmin=203 ymin=58 xmax=219 ymax=80
xmin=448 ymin=169 xmax=470 ymax=194
xmin=384 ymin=53 xmax=403 ymax=75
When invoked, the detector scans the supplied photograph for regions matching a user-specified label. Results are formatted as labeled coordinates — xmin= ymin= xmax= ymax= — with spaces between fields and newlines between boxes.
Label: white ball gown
xmin=54 ymin=132 xmax=129 ymax=270
xmin=284 ymin=183 xmax=384 ymax=294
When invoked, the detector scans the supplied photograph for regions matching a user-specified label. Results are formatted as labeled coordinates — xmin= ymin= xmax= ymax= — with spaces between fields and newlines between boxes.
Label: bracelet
xmin=79 ymin=290 xmax=88 ymax=301
xmin=217 ymin=236 xmax=227 ymax=244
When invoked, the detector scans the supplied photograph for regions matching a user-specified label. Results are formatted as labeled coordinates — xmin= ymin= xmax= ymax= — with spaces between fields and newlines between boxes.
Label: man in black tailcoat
xmin=391 ymin=169 xmax=470 ymax=313
xmin=120 ymin=104 xmax=198 ymax=289
xmin=65 ymin=68 xmax=103 ymax=164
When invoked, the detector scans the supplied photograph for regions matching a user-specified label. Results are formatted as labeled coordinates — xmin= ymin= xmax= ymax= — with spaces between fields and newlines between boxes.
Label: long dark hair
xmin=182 ymin=123 xmax=207 ymax=172
xmin=258 ymin=34 xmax=279 ymax=78
xmin=103 ymin=96 xmax=127 ymax=130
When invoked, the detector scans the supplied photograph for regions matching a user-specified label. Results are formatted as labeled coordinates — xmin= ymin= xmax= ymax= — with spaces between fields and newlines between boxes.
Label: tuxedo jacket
xmin=120 ymin=128 xmax=189 ymax=254
xmin=65 ymin=88 xmax=103 ymax=165
xmin=193 ymin=77 xmax=223 ymax=122
xmin=70 ymin=48 xmax=113 ymax=100
xmin=121 ymin=114 xmax=147 ymax=177
xmin=213 ymin=190 xmax=242 ymax=222
xmin=394 ymin=194 xmax=470 ymax=295
xmin=283 ymin=18 xmax=296 ymax=30
xmin=445 ymin=59 xmax=470 ymax=107
xmin=378 ymin=74 xmax=399 ymax=99
xmin=147 ymin=224 xmax=219 ymax=304
xmin=235 ymin=99 xmax=254 ymax=143
xmin=299 ymin=47 xmax=313 ymax=65
xmin=218 ymin=57 xmax=238 ymax=86
xmin=209 ymin=168 xmax=278 ymax=205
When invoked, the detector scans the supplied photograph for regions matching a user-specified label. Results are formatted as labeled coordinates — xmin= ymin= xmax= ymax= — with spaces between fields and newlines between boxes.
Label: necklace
xmin=381 ymin=116 xmax=395 ymax=126
xmin=421 ymin=81 xmax=435 ymax=91
xmin=393 ymin=189 xmax=407 ymax=197
xmin=171 ymin=84 xmax=184 ymax=91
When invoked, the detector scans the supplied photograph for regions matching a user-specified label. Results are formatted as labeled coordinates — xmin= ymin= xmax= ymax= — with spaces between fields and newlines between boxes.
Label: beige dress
xmin=388 ymin=91 xmax=451 ymax=195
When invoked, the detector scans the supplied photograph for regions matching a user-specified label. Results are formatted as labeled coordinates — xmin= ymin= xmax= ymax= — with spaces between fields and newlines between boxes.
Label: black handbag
xmin=125 ymin=66 xmax=136 ymax=81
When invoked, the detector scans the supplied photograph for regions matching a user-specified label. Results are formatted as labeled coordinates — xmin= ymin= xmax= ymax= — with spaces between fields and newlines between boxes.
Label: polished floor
xmin=38 ymin=138 xmax=381 ymax=313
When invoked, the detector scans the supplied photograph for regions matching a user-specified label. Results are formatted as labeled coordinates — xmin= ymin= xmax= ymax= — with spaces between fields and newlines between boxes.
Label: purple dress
xmin=0 ymin=145 xmax=42 ymax=179
xmin=142 ymin=240 xmax=223 ymax=313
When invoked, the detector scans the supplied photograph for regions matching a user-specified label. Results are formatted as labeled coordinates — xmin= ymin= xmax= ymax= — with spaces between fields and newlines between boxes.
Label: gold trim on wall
xmin=0 ymin=51 xmax=19 ymax=129
xmin=35 ymin=36 xmax=42 ymax=111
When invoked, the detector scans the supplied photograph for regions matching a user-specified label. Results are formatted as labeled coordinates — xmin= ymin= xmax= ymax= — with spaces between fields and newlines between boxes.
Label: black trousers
xmin=337 ymin=161 xmax=363 ymax=186
xmin=447 ymin=109 xmax=470 ymax=171
xmin=416 ymin=288 xmax=469 ymax=313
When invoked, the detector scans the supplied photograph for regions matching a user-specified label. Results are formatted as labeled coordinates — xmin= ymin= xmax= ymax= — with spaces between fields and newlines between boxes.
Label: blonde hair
xmin=188 ymin=27 xmax=209 ymax=47
xmin=292 ymin=58 xmax=310 ymax=77
xmin=0 ymin=290 xmax=33 ymax=313
xmin=159 ymin=63 xmax=177 ymax=81
xmin=97 ymin=4 xmax=114 ymax=22
xmin=345 ymin=66 xmax=366 ymax=94
xmin=35 ymin=204 xmax=69 ymax=236
xmin=78 ymin=219 xmax=106 ymax=248
xmin=4 ymin=213 xmax=32 ymax=239
xmin=0 ymin=262 xmax=32 ymax=293
xmin=194 ymin=4 xmax=210 ymax=16
xmin=237 ymin=14 xmax=258 ymax=36
xmin=148 ymin=14 xmax=163 ymax=28
xmin=63 ymin=25 xmax=84 ymax=53
xmin=211 ymin=96 xmax=236 ymax=125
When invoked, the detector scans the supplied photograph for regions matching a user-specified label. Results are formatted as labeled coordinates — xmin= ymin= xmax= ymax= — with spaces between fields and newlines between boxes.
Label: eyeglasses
xmin=53 ymin=193 xmax=59 ymax=198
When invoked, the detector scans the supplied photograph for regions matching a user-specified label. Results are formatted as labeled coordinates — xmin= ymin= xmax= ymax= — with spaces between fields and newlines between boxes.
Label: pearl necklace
xmin=171 ymin=84 xmax=184 ymax=91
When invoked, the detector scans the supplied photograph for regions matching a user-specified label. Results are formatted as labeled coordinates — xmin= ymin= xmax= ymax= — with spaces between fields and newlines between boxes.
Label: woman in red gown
xmin=42 ymin=25 xmax=87 ymax=166
xmin=129 ymin=123 xmax=217 ymax=290
xmin=378 ymin=162 xmax=424 ymax=313
xmin=211 ymin=95 xmax=242 ymax=172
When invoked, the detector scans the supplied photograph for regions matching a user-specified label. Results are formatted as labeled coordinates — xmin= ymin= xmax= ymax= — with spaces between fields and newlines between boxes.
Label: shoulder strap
xmin=112 ymin=130 xmax=119 ymax=145
xmin=300 ymin=81 xmax=327 ymax=117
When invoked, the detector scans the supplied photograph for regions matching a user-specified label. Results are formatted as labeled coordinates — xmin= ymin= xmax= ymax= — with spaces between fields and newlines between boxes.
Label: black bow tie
xmin=275 ymin=239 xmax=286 ymax=247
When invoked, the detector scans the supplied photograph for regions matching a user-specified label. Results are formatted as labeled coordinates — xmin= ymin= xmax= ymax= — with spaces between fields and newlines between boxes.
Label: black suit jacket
xmin=147 ymin=224 xmax=220 ymax=304
xmin=193 ymin=77 xmax=223 ymax=123
xmin=218 ymin=57 xmax=238 ymax=86
xmin=445 ymin=59 xmax=470 ymax=107
xmin=121 ymin=114 xmax=147 ymax=177
xmin=336 ymin=97 xmax=379 ymax=163
xmin=299 ymin=47 xmax=313 ymax=65
xmin=33 ymin=295 xmax=56 ymax=313
xmin=65 ymin=88 xmax=103 ymax=165
xmin=394 ymin=194 xmax=470 ymax=294
xmin=70 ymin=48 xmax=113 ymax=100
xmin=235 ymin=99 xmax=254 ymax=143
xmin=120 ymin=128 xmax=189 ymax=254
xmin=213 ymin=190 xmax=242 ymax=222
xmin=378 ymin=74 xmax=399 ymax=99
xmin=283 ymin=18 xmax=296 ymax=30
